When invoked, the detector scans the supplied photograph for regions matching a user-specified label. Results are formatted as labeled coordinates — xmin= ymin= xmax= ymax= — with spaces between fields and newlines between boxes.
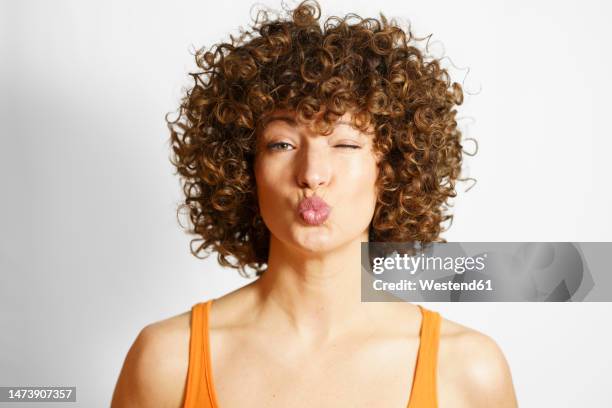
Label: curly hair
xmin=167 ymin=0 xmax=466 ymax=278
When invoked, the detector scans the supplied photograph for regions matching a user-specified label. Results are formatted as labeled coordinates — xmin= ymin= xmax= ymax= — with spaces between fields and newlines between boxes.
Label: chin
xmin=291 ymin=229 xmax=335 ymax=252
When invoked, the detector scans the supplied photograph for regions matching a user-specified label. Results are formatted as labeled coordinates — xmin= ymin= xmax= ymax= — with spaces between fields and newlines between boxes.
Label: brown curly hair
xmin=167 ymin=0 xmax=466 ymax=278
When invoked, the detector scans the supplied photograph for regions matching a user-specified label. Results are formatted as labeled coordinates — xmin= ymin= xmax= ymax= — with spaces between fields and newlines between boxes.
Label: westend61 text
xmin=373 ymin=279 xmax=493 ymax=291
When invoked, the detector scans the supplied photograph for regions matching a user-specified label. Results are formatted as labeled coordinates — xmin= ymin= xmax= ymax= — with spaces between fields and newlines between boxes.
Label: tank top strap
xmin=407 ymin=305 xmax=441 ymax=408
xmin=183 ymin=300 xmax=217 ymax=408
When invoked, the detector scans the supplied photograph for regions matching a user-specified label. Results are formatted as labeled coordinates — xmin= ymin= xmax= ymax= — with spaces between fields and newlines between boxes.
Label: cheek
xmin=343 ymin=158 xmax=378 ymax=199
xmin=255 ymin=160 xmax=282 ymax=189
xmin=336 ymin=160 xmax=379 ymax=225
xmin=254 ymin=160 xmax=286 ymax=213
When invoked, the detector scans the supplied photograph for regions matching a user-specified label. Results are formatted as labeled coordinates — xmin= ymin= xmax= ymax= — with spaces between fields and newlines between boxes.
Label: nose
xmin=296 ymin=143 xmax=332 ymax=192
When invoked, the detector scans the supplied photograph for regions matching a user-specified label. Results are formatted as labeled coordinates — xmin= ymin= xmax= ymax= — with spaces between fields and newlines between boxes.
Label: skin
xmin=111 ymin=111 xmax=518 ymax=408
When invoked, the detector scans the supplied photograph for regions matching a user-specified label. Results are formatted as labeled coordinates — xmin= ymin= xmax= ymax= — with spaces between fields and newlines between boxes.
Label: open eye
xmin=267 ymin=142 xmax=294 ymax=151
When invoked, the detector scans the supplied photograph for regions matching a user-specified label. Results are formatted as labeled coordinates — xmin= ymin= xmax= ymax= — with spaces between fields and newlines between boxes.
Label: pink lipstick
xmin=297 ymin=196 xmax=331 ymax=226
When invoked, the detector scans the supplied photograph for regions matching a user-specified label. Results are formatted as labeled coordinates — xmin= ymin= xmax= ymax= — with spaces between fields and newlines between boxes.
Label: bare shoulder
xmin=437 ymin=317 xmax=518 ymax=408
xmin=111 ymin=310 xmax=192 ymax=408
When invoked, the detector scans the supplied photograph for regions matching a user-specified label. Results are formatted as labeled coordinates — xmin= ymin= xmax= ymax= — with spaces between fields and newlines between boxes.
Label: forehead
xmin=259 ymin=111 xmax=370 ymax=137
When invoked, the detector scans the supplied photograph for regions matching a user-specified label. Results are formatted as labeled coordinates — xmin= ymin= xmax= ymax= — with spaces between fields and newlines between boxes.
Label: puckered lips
xmin=297 ymin=195 xmax=331 ymax=226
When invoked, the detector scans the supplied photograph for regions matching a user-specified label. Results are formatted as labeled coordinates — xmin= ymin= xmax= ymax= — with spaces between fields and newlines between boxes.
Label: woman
xmin=112 ymin=1 xmax=518 ymax=406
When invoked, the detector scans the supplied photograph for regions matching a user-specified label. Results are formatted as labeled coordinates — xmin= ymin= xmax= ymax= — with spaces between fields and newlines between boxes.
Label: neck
xmin=253 ymin=232 xmax=368 ymax=344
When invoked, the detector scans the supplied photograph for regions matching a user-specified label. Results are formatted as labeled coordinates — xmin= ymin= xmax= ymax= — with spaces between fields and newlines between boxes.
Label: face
xmin=254 ymin=110 xmax=380 ymax=256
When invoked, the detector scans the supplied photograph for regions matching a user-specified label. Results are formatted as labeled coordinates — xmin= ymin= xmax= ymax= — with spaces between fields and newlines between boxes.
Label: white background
xmin=1 ymin=0 xmax=611 ymax=406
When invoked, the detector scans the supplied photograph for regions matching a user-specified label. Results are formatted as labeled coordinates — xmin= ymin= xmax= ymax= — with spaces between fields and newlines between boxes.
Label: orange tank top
xmin=182 ymin=300 xmax=441 ymax=408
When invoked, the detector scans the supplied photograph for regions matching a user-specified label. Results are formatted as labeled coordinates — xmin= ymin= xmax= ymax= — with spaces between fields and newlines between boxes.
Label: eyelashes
xmin=267 ymin=142 xmax=361 ymax=151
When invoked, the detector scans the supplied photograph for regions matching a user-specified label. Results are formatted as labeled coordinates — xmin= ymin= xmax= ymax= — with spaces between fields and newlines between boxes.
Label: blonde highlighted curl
xmin=167 ymin=0 xmax=466 ymax=277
